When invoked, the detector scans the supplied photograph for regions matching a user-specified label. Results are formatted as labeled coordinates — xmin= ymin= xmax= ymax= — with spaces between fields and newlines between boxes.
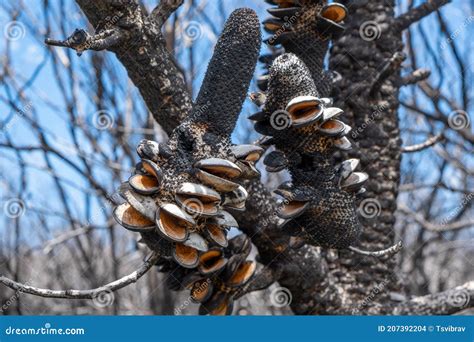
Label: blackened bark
xmin=76 ymin=0 xmax=192 ymax=135
xmin=327 ymin=0 xmax=404 ymax=313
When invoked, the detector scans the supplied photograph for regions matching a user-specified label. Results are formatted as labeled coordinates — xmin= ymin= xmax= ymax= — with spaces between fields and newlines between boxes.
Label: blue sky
xmin=0 ymin=0 xmax=472 ymax=246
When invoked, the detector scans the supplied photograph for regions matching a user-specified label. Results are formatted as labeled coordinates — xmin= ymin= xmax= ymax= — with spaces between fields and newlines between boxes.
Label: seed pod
xmin=113 ymin=9 xmax=263 ymax=274
xmin=257 ymin=53 xmax=366 ymax=249
xmin=113 ymin=203 xmax=155 ymax=232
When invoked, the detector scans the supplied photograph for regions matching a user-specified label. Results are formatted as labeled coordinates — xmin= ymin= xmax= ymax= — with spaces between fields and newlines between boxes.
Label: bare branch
xmin=394 ymin=0 xmax=451 ymax=32
xmin=349 ymin=241 xmax=403 ymax=258
xmin=390 ymin=281 xmax=473 ymax=315
xmin=45 ymin=28 xmax=124 ymax=56
xmin=399 ymin=204 xmax=474 ymax=232
xmin=401 ymin=133 xmax=444 ymax=153
xmin=0 ymin=252 xmax=160 ymax=299
xmin=42 ymin=227 xmax=92 ymax=255
xmin=151 ymin=0 xmax=184 ymax=27
xmin=369 ymin=52 xmax=406 ymax=98
xmin=399 ymin=68 xmax=431 ymax=86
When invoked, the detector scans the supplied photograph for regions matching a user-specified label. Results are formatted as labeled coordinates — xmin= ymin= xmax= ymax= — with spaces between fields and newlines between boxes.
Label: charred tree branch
xmin=369 ymin=52 xmax=406 ymax=98
xmin=45 ymin=28 xmax=124 ymax=56
xmin=394 ymin=0 xmax=451 ymax=32
xmin=73 ymin=0 xmax=192 ymax=135
xmin=399 ymin=68 xmax=431 ymax=86
xmin=389 ymin=281 xmax=473 ymax=315
xmin=151 ymin=0 xmax=184 ymax=27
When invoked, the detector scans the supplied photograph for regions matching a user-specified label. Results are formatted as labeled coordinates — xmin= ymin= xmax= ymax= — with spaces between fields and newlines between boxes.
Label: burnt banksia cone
xmin=252 ymin=53 xmax=368 ymax=249
xmin=261 ymin=0 xmax=348 ymax=97
xmin=113 ymin=9 xmax=263 ymax=272
xmin=170 ymin=235 xmax=256 ymax=315
xmin=253 ymin=1 xmax=365 ymax=249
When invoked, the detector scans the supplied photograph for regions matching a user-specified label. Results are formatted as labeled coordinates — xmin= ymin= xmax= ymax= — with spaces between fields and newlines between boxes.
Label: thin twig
xmin=0 ymin=252 xmax=160 ymax=299
xmin=349 ymin=241 xmax=402 ymax=258
xmin=401 ymin=133 xmax=444 ymax=152
xmin=399 ymin=204 xmax=474 ymax=232
xmin=399 ymin=68 xmax=431 ymax=86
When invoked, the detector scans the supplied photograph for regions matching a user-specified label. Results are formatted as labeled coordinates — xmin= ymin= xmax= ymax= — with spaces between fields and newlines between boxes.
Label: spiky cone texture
xmin=253 ymin=53 xmax=367 ymax=249
xmin=261 ymin=0 xmax=348 ymax=97
xmin=113 ymin=9 xmax=263 ymax=270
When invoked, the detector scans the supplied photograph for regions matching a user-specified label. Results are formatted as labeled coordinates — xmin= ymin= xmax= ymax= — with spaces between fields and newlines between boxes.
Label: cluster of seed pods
xmin=113 ymin=9 xmax=263 ymax=314
xmin=161 ymin=234 xmax=256 ymax=315
xmin=251 ymin=0 xmax=369 ymax=249
xmin=261 ymin=0 xmax=348 ymax=97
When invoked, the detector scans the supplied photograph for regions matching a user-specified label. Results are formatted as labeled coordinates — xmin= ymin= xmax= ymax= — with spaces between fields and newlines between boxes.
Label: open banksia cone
xmin=260 ymin=0 xmax=348 ymax=96
xmin=113 ymin=9 xmax=263 ymax=269
xmin=184 ymin=235 xmax=256 ymax=316
xmin=252 ymin=53 xmax=367 ymax=249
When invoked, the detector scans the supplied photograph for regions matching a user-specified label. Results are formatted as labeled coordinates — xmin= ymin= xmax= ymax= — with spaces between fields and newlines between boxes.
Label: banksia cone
xmin=252 ymin=53 xmax=367 ymax=249
xmin=261 ymin=0 xmax=348 ymax=96
xmin=184 ymin=235 xmax=256 ymax=315
xmin=113 ymin=9 xmax=263 ymax=269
